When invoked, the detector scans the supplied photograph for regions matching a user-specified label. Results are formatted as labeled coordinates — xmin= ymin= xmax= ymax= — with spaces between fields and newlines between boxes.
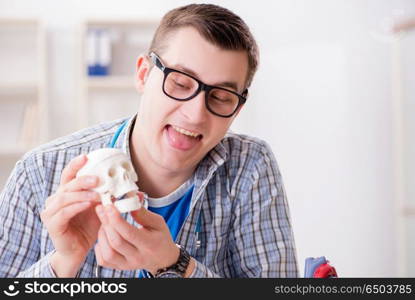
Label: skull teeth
xmin=172 ymin=125 xmax=200 ymax=138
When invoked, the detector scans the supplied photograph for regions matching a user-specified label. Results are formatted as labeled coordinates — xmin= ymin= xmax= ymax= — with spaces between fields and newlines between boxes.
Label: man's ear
xmin=135 ymin=54 xmax=151 ymax=93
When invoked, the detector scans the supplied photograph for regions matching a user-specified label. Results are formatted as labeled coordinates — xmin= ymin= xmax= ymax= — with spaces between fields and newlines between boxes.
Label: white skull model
xmin=76 ymin=148 xmax=144 ymax=213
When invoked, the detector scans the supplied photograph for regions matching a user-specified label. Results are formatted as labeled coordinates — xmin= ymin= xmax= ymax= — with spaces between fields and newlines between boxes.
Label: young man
xmin=0 ymin=4 xmax=298 ymax=278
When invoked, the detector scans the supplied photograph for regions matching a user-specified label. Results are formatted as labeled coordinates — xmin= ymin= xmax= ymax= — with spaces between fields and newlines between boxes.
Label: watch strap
xmin=153 ymin=245 xmax=190 ymax=278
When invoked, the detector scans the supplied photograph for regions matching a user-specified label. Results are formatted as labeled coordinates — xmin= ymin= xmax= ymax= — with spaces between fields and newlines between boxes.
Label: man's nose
xmin=179 ymin=90 xmax=208 ymax=122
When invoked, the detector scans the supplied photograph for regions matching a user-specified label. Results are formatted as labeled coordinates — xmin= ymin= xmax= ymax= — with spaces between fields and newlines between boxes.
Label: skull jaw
xmin=98 ymin=180 xmax=139 ymax=207
xmin=100 ymin=190 xmax=144 ymax=213
xmin=112 ymin=182 xmax=139 ymax=200
xmin=114 ymin=196 xmax=143 ymax=213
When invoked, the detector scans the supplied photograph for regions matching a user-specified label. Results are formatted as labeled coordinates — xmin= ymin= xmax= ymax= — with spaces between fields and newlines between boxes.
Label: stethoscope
xmin=108 ymin=120 xmax=128 ymax=148
xmin=93 ymin=120 xmax=202 ymax=277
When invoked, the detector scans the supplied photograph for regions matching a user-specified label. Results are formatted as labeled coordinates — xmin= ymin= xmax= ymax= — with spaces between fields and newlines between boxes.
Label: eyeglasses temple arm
xmin=149 ymin=52 xmax=165 ymax=71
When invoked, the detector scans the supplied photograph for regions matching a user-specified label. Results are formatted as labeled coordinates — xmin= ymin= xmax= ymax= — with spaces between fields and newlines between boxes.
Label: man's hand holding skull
xmin=43 ymin=149 xmax=184 ymax=277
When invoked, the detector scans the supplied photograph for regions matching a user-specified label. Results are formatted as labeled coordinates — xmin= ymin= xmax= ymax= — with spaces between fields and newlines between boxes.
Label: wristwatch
xmin=152 ymin=244 xmax=191 ymax=278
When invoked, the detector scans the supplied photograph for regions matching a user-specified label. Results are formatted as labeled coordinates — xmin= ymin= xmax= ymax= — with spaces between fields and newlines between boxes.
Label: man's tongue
xmin=166 ymin=125 xmax=200 ymax=151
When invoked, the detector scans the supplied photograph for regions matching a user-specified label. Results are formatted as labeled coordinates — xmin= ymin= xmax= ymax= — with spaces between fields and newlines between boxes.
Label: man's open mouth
xmin=172 ymin=125 xmax=202 ymax=139
xmin=165 ymin=124 xmax=203 ymax=140
xmin=164 ymin=124 xmax=203 ymax=151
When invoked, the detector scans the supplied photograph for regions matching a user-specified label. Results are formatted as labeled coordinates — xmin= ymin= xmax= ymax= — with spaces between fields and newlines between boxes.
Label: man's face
xmin=135 ymin=26 xmax=248 ymax=174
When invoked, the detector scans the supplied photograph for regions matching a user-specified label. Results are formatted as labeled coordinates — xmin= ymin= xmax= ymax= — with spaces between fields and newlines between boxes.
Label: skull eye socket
xmin=121 ymin=162 xmax=131 ymax=171
xmin=108 ymin=167 xmax=116 ymax=177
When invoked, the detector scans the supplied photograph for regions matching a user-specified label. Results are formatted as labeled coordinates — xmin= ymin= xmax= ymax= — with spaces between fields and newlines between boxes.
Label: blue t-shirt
xmin=139 ymin=180 xmax=194 ymax=277
xmin=148 ymin=184 xmax=194 ymax=241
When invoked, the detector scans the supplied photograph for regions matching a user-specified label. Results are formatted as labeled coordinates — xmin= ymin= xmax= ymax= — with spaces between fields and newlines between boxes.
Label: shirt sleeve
xmin=17 ymin=250 xmax=57 ymax=278
xmin=227 ymin=141 xmax=299 ymax=278
xmin=0 ymin=157 xmax=56 ymax=278
xmin=188 ymin=259 xmax=221 ymax=278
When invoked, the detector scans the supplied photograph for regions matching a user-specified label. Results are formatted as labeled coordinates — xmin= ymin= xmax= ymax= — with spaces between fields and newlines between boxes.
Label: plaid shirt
xmin=0 ymin=115 xmax=298 ymax=278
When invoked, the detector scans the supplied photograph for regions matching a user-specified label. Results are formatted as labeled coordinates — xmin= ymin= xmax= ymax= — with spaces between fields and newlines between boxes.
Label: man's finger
xmin=131 ymin=205 xmax=166 ymax=230
xmin=94 ymin=242 xmax=118 ymax=269
xmin=44 ymin=191 xmax=100 ymax=217
xmin=104 ymin=205 xmax=145 ymax=245
xmin=63 ymin=175 xmax=99 ymax=193
xmin=102 ymin=223 xmax=138 ymax=258
xmin=97 ymin=226 xmax=128 ymax=267
xmin=48 ymin=201 xmax=92 ymax=233
xmin=60 ymin=154 xmax=87 ymax=185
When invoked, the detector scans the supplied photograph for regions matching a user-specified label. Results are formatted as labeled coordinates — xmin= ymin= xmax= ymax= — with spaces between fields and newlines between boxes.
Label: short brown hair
xmin=149 ymin=3 xmax=259 ymax=89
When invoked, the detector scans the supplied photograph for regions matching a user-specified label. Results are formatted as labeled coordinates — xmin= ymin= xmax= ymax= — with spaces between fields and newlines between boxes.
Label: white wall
xmin=1 ymin=0 xmax=414 ymax=277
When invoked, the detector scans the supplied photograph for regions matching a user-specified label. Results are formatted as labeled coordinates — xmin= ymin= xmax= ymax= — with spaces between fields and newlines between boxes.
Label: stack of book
xmin=86 ymin=29 xmax=111 ymax=76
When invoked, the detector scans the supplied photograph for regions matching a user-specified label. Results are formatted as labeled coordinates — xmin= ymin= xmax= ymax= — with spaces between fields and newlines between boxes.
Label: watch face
xmin=155 ymin=271 xmax=183 ymax=278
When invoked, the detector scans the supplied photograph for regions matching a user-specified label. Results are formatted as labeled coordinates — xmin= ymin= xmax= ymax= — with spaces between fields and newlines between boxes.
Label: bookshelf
xmin=0 ymin=18 xmax=47 ymax=187
xmin=77 ymin=18 xmax=159 ymax=129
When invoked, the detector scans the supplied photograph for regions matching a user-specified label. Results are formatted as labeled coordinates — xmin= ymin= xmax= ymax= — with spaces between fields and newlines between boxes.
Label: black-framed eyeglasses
xmin=149 ymin=52 xmax=247 ymax=118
